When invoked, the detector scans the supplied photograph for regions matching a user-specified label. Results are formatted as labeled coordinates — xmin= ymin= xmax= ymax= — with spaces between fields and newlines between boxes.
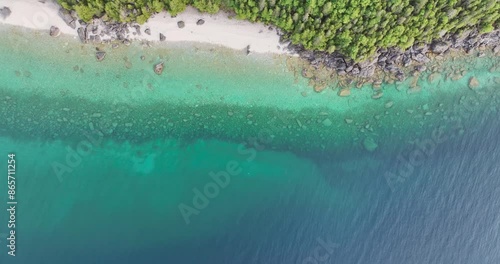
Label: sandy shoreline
xmin=0 ymin=0 xmax=287 ymax=54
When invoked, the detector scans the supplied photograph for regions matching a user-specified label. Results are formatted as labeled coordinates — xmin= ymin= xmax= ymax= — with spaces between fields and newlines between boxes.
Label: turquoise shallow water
xmin=0 ymin=25 xmax=500 ymax=263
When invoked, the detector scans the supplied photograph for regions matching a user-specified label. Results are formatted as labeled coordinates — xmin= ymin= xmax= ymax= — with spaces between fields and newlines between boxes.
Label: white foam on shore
xmin=0 ymin=0 xmax=287 ymax=54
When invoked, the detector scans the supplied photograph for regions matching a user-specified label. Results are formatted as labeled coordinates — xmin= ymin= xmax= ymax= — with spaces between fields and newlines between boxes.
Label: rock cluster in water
xmin=286 ymin=29 xmax=500 ymax=82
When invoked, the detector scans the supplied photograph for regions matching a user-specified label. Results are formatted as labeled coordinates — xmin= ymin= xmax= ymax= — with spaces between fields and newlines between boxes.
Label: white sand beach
xmin=0 ymin=0 xmax=287 ymax=54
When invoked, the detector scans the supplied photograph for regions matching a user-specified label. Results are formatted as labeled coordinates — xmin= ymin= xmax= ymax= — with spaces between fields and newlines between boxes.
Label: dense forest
xmin=57 ymin=0 xmax=500 ymax=60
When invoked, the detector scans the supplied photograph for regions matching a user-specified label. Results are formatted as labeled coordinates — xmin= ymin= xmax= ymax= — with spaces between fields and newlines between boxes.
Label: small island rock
xmin=95 ymin=51 xmax=106 ymax=62
xmin=154 ymin=62 xmax=164 ymax=75
xmin=49 ymin=26 xmax=61 ymax=37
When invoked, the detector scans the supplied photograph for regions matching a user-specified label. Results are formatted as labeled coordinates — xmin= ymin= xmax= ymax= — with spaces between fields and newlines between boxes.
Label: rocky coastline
xmin=54 ymin=6 xmax=500 ymax=87
xmin=2 ymin=3 xmax=499 ymax=93
xmin=285 ymin=29 xmax=500 ymax=91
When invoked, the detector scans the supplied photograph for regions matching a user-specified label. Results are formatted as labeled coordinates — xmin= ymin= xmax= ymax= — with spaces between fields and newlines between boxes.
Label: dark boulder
xmin=0 ymin=6 xmax=11 ymax=20
xmin=430 ymin=41 xmax=449 ymax=54
xmin=414 ymin=65 xmax=427 ymax=72
xmin=159 ymin=33 xmax=166 ymax=41
xmin=196 ymin=19 xmax=205 ymax=25
xmin=77 ymin=27 xmax=87 ymax=43
xmin=385 ymin=64 xmax=399 ymax=73
xmin=177 ymin=21 xmax=185 ymax=28
xmin=58 ymin=8 xmax=76 ymax=29
xmin=402 ymin=54 xmax=412 ymax=66
xmin=95 ymin=51 xmax=106 ymax=62
xmin=412 ymin=44 xmax=428 ymax=54
xmin=395 ymin=71 xmax=406 ymax=82
xmin=133 ymin=25 xmax=141 ymax=35
xmin=49 ymin=26 xmax=60 ymax=37
xmin=351 ymin=66 xmax=360 ymax=75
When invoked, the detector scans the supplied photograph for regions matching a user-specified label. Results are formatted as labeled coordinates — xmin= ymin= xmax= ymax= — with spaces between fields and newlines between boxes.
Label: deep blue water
xmin=0 ymin=98 xmax=498 ymax=264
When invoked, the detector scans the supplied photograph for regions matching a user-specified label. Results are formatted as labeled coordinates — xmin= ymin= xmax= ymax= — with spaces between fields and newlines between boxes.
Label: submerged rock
xmin=428 ymin=73 xmax=441 ymax=83
xmin=451 ymin=73 xmax=463 ymax=81
xmin=95 ymin=51 xmax=106 ymax=62
xmin=0 ymin=6 xmax=11 ymax=20
xmin=338 ymin=88 xmax=351 ymax=97
xmin=322 ymin=118 xmax=332 ymax=127
xmin=385 ymin=101 xmax=394 ymax=109
xmin=301 ymin=68 xmax=314 ymax=78
xmin=49 ymin=26 xmax=61 ymax=37
xmin=154 ymin=62 xmax=164 ymax=75
xmin=313 ymin=82 xmax=327 ymax=92
xmin=363 ymin=137 xmax=378 ymax=152
xmin=468 ymin=77 xmax=480 ymax=89
xmin=371 ymin=92 xmax=383 ymax=99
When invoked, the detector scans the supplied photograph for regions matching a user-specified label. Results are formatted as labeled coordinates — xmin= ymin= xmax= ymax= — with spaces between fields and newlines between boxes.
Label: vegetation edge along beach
xmin=56 ymin=0 xmax=499 ymax=59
